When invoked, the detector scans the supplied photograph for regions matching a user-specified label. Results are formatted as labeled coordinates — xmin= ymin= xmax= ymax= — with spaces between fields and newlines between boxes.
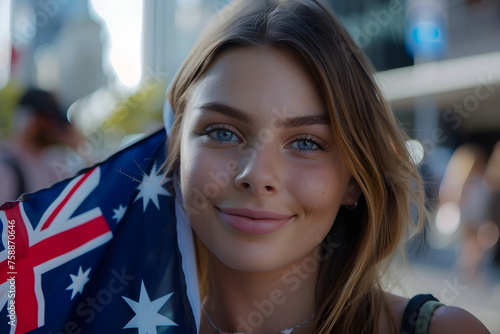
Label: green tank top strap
xmin=400 ymin=294 xmax=444 ymax=334
xmin=415 ymin=300 xmax=445 ymax=334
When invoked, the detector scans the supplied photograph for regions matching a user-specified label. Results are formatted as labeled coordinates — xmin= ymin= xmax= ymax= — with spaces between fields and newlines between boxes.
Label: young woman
xmin=164 ymin=0 xmax=490 ymax=333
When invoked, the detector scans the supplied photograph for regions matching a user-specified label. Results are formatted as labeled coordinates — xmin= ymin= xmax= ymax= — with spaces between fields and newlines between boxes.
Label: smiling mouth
xmin=216 ymin=207 xmax=294 ymax=235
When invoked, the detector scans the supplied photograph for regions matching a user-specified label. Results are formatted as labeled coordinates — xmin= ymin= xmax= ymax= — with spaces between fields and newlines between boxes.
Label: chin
xmin=218 ymin=254 xmax=288 ymax=273
xmin=202 ymin=235 xmax=303 ymax=274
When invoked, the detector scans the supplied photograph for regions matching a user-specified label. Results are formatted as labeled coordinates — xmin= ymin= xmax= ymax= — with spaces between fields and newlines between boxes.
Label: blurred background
xmin=0 ymin=0 xmax=499 ymax=331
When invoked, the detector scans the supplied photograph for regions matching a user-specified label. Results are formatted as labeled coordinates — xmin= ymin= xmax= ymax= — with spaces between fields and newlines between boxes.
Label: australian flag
xmin=0 ymin=128 xmax=200 ymax=334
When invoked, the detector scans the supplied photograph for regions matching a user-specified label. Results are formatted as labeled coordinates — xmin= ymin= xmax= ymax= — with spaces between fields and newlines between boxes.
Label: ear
xmin=341 ymin=177 xmax=362 ymax=206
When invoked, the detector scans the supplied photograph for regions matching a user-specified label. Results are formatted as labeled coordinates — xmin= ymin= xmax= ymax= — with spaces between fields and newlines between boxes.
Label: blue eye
xmin=197 ymin=125 xmax=241 ymax=144
xmin=212 ymin=129 xmax=237 ymax=142
xmin=297 ymin=139 xmax=317 ymax=150
xmin=290 ymin=139 xmax=320 ymax=151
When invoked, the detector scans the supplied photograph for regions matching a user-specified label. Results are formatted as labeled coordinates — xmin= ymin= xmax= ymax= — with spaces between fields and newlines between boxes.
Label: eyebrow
xmin=274 ymin=114 xmax=330 ymax=128
xmin=197 ymin=102 xmax=252 ymax=123
xmin=197 ymin=102 xmax=330 ymax=128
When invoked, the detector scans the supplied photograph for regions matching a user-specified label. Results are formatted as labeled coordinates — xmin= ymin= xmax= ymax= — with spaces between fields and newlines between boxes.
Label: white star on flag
xmin=134 ymin=165 xmax=171 ymax=211
xmin=66 ymin=266 xmax=91 ymax=300
xmin=122 ymin=281 xmax=177 ymax=334
xmin=112 ymin=204 xmax=127 ymax=222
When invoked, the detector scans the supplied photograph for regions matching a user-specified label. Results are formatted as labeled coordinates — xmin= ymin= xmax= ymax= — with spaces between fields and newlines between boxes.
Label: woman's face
xmin=180 ymin=47 xmax=359 ymax=272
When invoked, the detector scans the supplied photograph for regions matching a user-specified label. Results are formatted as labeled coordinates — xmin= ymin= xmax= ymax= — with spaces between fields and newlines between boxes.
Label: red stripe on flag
xmin=11 ymin=216 xmax=110 ymax=334
xmin=28 ymin=215 xmax=110 ymax=268
xmin=41 ymin=169 xmax=95 ymax=231
xmin=0 ymin=202 xmax=111 ymax=334
xmin=1 ymin=204 xmax=29 ymax=282
xmin=11 ymin=264 xmax=37 ymax=334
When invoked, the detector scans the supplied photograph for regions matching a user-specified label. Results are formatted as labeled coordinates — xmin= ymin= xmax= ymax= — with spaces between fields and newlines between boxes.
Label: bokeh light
xmin=435 ymin=202 xmax=461 ymax=236
xmin=0 ymin=0 xmax=11 ymax=89
xmin=406 ymin=139 xmax=425 ymax=165
xmin=90 ymin=0 xmax=143 ymax=88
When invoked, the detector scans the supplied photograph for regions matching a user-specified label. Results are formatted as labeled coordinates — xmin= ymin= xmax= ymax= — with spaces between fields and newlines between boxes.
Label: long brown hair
xmin=166 ymin=0 xmax=425 ymax=332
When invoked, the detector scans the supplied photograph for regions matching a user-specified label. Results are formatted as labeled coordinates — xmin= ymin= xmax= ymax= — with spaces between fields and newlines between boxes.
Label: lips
xmin=216 ymin=207 xmax=294 ymax=235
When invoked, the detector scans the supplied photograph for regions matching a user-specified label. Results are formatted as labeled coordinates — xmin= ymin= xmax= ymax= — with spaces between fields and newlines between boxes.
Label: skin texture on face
xmin=180 ymin=46 xmax=359 ymax=274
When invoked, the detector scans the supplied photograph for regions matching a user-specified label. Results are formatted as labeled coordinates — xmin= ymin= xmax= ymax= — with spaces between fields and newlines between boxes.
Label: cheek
xmin=289 ymin=165 xmax=348 ymax=220
xmin=180 ymin=145 xmax=229 ymax=210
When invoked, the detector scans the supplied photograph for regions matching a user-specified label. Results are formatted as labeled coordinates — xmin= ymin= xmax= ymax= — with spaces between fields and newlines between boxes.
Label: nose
xmin=234 ymin=145 xmax=281 ymax=195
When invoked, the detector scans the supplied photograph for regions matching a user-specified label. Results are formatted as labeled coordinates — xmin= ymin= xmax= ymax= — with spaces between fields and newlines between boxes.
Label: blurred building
xmin=142 ymin=0 xmax=222 ymax=81
xmin=329 ymin=0 xmax=413 ymax=71
xmin=142 ymin=0 xmax=176 ymax=80
xmin=8 ymin=0 xmax=106 ymax=110
xmin=374 ymin=0 xmax=500 ymax=151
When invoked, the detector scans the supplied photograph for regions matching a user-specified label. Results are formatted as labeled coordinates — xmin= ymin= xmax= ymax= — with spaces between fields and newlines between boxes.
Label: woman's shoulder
xmin=379 ymin=292 xmax=407 ymax=331
xmin=427 ymin=305 xmax=490 ymax=334
xmin=381 ymin=292 xmax=490 ymax=334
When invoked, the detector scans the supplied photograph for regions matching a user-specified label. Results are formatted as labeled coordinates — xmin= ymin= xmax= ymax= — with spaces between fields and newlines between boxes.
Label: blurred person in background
xmin=439 ymin=143 xmax=500 ymax=279
xmin=484 ymin=141 xmax=500 ymax=268
xmin=0 ymin=88 xmax=84 ymax=204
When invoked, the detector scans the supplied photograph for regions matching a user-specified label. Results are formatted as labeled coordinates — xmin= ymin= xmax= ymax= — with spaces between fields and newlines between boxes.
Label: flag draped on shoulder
xmin=0 ymin=128 xmax=199 ymax=334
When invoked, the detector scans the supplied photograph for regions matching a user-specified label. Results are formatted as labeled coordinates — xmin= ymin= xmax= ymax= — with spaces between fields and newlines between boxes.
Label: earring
xmin=344 ymin=201 xmax=358 ymax=210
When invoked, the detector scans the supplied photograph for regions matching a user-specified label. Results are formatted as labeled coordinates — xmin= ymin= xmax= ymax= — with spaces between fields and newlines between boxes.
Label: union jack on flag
xmin=0 ymin=129 xmax=199 ymax=334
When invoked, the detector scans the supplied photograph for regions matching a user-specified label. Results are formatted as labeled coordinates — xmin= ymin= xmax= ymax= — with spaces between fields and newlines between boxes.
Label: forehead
xmin=189 ymin=46 xmax=325 ymax=117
